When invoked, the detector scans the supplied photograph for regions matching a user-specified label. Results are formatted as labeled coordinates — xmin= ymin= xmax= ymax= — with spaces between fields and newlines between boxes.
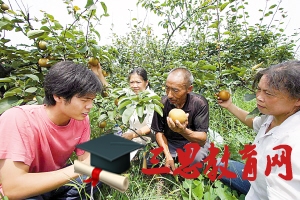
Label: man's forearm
xmin=155 ymin=132 xmax=172 ymax=159
xmin=2 ymin=165 xmax=79 ymax=199
xmin=180 ymin=128 xmax=207 ymax=146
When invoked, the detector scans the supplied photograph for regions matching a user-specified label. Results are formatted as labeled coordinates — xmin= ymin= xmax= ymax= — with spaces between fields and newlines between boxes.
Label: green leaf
xmin=27 ymin=30 xmax=45 ymax=39
xmin=0 ymin=77 xmax=12 ymax=83
xmin=0 ymin=21 xmax=8 ymax=29
xmin=92 ymin=29 xmax=101 ymax=40
xmin=25 ymin=74 xmax=39 ymax=82
xmin=122 ymin=106 xmax=135 ymax=124
xmin=85 ymin=0 xmax=94 ymax=8
xmin=136 ymin=104 xmax=144 ymax=118
xmin=98 ymin=113 xmax=108 ymax=122
xmin=64 ymin=31 xmax=75 ymax=39
xmin=244 ymin=93 xmax=256 ymax=101
xmin=91 ymin=44 xmax=101 ymax=57
xmin=40 ymin=26 xmax=51 ymax=32
xmin=107 ymin=110 xmax=116 ymax=121
xmin=36 ymin=96 xmax=44 ymax=105
xmin=138 ymin=114 xmax=146 ymax=124
xmin=25 ymin=87 xmax=37 ymax=93
xmin=208 ymin=21 xmax=219 ymax=28
xmin=46 ymin=14 xmax=55 ymax=22
xmin=192 ymin=180 xmax=203 ymax=199
xmin=100 ymin=2 xmax=108 ymax=15
xmin=199 ymin=65 xmax=217 ymax=71
xmin=269 ymin=4 xmax=277 ymax=9
xmin=4 ymin=87 xmax=23 ymax=98
xmin=118 ymin=99 xmax=132 ymax=110
xmin=0 ymin=96 xmax=20 ymax=114
xmin=154 ymin=104 xmax=163 ymax=117
xmin=54 ymin=21 xmax=63 ymax=29
xmin=219 ymin=2 xmax=230 ymax=12
xmin=78 ymin=44 xmax=88 ymax=53
xmin=152 ymin=99 xmax=164 ymax=108
xmin=149 ymin=94 xmax=161 ymax=101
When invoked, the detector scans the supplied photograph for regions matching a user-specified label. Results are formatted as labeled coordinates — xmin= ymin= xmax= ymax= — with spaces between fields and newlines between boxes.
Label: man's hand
xmin=167 ymin=115 xmax=188 ymax=134
xmin=165 ymin=155 xmax=176 ymax=173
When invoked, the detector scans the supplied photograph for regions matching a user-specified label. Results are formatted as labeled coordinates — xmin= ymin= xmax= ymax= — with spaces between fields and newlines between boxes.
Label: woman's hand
xmin=122 ymin=132 xmax=135 ymax=140
xmin=89 ymin=63 xmax=103 ymax=77
xmin=217 ymin=96 xmax=233 ymax=109
xmin=89 ymin=62 xmax=109 ymax=87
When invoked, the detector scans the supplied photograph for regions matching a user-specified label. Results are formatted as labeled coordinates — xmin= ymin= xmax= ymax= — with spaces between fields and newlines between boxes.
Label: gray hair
xmin=252 ymin=60 xmax=300 ymax=99
xmin=169 ymin=67 xmax=194 ymax=87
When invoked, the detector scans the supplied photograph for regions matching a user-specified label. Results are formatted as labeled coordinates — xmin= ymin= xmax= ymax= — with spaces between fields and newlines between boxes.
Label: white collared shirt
xmin=246 ymin=112 xmax=300 ymax=200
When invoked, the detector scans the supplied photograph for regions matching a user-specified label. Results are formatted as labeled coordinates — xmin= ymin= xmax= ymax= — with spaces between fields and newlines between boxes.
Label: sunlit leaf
xmin=25 ymin=87 xmax=37 ymax=93
xmin=118 ymin=99 xmax=132 ymax=110
xmin=136 ymin=104 xmax=145 ymax=118
xmin=78 ymin=44 xmax=88 ymax=53
xmin=0 ymin=77 xmax=12 ymax=83
xmin=122 ymin=106 xmax=135 ymax=124
xmin=27 ymin=30 xmax=45 ymax=39
xmin=154 ymin=104 xmax=163 ymax=117
xmin=152 ymin=99 xmax=164 ymax=108
xmin=25 ymin=74 xmax=39 ymax=82
xmin=269 ymin=4 xmax=277 ymax=9
xmin=64 ymin=31 xmax=75 ymax=39
xmin=36 ymin=96 xmax=44 ymax=105
xmin=100 ymin=2 xmax=108 ymax=15
xmin=0 ymin=21 xmax=8 ymax=29
xmin=208 ymin=21 xmax=219 ymax=28
xmin=54 ymin=21 xmax=63 ymax=29
xmin=219 ymin=2 xmax=230 ymax=12
xmin=85 ymin=0 xmax=94 ymax=9
xmin=199 ymin=65 xmax=217 ymax=71
xmin=4 ymin=87 xmax=22 ymax=97
xmin=98 ymin=113 xmax=108 ymax=122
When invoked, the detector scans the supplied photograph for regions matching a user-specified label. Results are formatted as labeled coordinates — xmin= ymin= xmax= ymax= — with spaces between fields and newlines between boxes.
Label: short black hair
xmin=44 ymin=61 xmax=103 ymax=105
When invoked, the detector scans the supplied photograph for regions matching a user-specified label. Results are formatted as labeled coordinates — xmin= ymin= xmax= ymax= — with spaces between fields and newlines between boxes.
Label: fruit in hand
xmin=38 ymin=41 xmax=47 ymax=50
xmin=88 ymin=57 xmax=99 ymax=66
xmin=217 ymin=90 xmax=230 ymax=101
xmin=102 ymin=70 xmax=108 ymax=77
xmin=1 ymin=3 xmax=9 ymax=11
xmin=98 ymin=121 xmax=107 ymax=128
xmin=38 ymin=58 xmax=50 ymax=67
xmin=168 ymin=108 xmax=187 ymax=124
